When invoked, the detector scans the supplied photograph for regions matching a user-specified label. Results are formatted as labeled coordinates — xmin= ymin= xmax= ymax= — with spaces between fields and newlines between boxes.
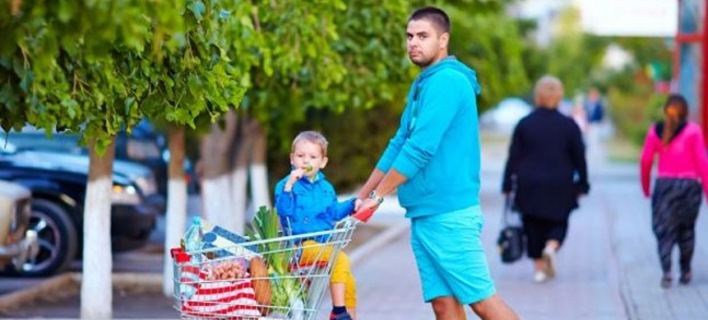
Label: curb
xmin=0 ymin=273 xmax=76 ymax=311
xmin=0 ymin=272 xmax=168 ymax=313
xmin=0 ymin=220 xmax=409 ymax=312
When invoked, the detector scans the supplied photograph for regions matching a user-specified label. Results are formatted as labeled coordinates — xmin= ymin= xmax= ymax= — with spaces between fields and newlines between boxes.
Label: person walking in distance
xmin=356 ymin=7 xmax=519 ymax=320
xmin=640 ymin=94 xmax=708 ymax=288
xmin=502 ymin=76 xmax=590 ymax=283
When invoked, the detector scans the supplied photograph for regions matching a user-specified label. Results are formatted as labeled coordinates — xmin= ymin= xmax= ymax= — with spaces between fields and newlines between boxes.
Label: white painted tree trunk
xmin=229 ymin=167 xmax=248 ymax=234
xmin=199 ymin=111 xmax=238 ymax=229
xmin=163 ymin=179 xmax=186 ymax=296
xmin=249 ymin=124 xmax=270 ymax=212
xmin=81 ymin=139 xmax=115 ymax=319
xmin=249 ymin=164 xmax=270 ymax=210
xmin=163 ymin=125 xmax=188 ymax=296
xmin=202 ymin=175 xmax=233 ymax=229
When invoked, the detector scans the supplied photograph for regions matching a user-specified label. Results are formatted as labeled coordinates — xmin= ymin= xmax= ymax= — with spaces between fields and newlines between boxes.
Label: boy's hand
xmin=284 ymin=168 xmax=306 ymax=191
xmin=353 ymin=198 xmax=363 ymax=212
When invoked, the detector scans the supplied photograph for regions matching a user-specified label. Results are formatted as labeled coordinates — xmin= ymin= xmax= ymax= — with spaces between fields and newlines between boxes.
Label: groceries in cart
xmin=171 ymin=206 xmax=358 ymax=320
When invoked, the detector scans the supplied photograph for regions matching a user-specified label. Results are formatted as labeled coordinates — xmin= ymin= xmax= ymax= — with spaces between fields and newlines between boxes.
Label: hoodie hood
xmin=417 ymin=56 xmax=482 ymax=95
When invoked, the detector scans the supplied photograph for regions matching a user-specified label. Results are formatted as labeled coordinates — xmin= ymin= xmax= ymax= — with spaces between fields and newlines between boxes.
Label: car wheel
xmin=4 ymin=199 xmax=78 ymax=277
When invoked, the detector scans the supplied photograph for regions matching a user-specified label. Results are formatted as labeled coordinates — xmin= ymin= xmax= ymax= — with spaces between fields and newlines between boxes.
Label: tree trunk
xmin=200 ymin=111 xmax=238 ymax=227
xmin=228 ymin=117 xmax=256 ymax=233
xmin=80 ymin=137 xmax=115 ymax=319
xmin=249 ymin=121 xmax=271 ymax=212
xmin=163 ymin=126 xmax=187 ymax=296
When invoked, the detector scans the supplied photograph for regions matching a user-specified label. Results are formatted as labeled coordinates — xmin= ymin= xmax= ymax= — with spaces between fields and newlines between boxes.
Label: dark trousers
xmin=522 ymin=215 xmax=568 ymax=259
xmin=651 ymin=178 xmax=702 ymax=274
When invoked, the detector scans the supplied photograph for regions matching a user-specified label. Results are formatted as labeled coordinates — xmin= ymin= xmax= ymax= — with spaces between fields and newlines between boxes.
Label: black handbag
xmin=497 ymin=192 xmax=524 ymax=264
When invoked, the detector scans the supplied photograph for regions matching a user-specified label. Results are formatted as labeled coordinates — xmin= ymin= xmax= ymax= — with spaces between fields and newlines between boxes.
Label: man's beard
xmin=410 ymin=54 xmax=433 ymax=68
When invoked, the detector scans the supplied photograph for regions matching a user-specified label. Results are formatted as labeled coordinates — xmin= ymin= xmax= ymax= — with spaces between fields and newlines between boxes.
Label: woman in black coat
xmin=502 ymin=75 xmax=590 ymax=283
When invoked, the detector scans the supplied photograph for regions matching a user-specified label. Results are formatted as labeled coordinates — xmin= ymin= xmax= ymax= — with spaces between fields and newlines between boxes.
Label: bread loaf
xmin=249 ymin=256 xmax=271 ymax=314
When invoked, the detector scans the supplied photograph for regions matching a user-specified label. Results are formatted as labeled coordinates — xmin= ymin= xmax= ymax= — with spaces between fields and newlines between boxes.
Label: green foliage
xmin=136 ymin=0 xmax=253 ymax=130
xmin=242 ymin=0 xmax=350 ymax=128
xmin=446 ymin=7 xmax=529 ymax=109
xmin=607 ymin=75 xmax=667 ymax=146
xmin=251 ymin=0 xmax=412 ymax=140
xmin=260 ymin=0 xmax=414 ymax=188
xmin=541 ymin=7 xmax=610 ymax=96
xmin=1 ymin=0 xmax=255 ymax=153
xmin=0 ymin=0 xmax=185 ymax=153
xmin=266 ymin=0 xmax=531 ymax=190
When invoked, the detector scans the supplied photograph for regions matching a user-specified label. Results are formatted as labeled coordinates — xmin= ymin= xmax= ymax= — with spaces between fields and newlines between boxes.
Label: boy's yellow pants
xmin=300 ymin=240 xmax=357 ymax=308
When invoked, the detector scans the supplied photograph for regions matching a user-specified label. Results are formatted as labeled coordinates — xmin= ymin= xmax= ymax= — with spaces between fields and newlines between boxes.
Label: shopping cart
xmin=171 ymin=208 xmax=374 ymax=320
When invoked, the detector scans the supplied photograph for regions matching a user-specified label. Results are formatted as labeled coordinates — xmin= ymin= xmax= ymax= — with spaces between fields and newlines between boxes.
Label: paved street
xmin=324 ymin=141 xmax=708 ymax=320
xmin=2 ymin=135 xmax=708 ymax=319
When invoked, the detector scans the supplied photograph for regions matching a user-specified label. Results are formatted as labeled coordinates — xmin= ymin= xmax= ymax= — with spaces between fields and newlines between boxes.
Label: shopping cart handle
xmin=352 ymin=207 xmax=376 ymax=223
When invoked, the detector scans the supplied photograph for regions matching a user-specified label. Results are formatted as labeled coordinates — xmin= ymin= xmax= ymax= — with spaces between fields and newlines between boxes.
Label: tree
xmin=1 ymin=0 xmax=254 ymax=315
xmin=446 ymin=6 xmax=530 ymax=108
xmin=267 ymin=0 xmax=533 ymax=188
xmin=197 ymin=0 xmax=414 ymax=234
xmin=543 ymin=6 xmax=609 ymax=96
xmin=196 ymin=0 xmax=346 ymax=236
xmin=263 ymin=0 xmax=413 ymax=188
xmin=129 ymin=0 xmax=254 ymax=295
xmin=1 ymin=1 xmax=184 ymax=318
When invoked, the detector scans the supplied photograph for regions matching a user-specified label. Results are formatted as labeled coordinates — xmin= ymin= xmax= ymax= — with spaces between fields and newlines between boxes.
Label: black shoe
xmin=679 ymin=271 xmax=692 ymax=285
xmin=661 ymin=274 xmax=672 ymax=289
xmin=330 ymin=311 xmax=353 ymax=320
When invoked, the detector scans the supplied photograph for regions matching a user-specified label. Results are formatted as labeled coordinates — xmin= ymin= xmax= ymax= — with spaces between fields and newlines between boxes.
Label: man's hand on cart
xmin=353 ymin=198 xmax=363 ymax=211
xmin=352 ymin=201 xmax=378 ymax=223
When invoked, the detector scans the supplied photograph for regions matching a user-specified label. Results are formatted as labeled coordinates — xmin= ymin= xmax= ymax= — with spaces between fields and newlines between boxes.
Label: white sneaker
xmin=534 ymin=271 xmax=548 ymax=283
xmin=542 ymin=247 xmax=556 ymax=278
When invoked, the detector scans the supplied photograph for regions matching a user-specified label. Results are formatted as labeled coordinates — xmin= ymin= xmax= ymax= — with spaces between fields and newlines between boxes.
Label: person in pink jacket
xmin=640 ymin=93 xmax=708 ymax=288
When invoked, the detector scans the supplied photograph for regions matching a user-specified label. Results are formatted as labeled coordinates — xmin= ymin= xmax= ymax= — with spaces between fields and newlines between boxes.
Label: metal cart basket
xmin=172 ymin=217 xmax=359 ymax=320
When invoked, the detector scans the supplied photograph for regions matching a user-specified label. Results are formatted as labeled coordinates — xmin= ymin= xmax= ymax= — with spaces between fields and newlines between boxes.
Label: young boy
xmin=274 ymin=131 xmax=360 ymax=320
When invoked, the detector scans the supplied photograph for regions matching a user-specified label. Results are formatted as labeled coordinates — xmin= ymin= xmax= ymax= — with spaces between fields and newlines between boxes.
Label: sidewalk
xmin=3 ymin=135 xmax=708 ymax=319
xmin=333 ymin=148 xmax=708 ymax=319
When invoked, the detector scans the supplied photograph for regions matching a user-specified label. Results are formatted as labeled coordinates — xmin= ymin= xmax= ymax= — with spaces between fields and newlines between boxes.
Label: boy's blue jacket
xmin=274 ymin=172 xmax=355 ymax=242
xmin=376 ymin=56 xmax=482 ymax=218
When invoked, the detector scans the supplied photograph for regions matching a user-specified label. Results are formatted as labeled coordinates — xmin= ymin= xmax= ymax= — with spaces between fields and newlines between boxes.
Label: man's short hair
xmin=291 ymin=131 xmax=328 ymax=156
xmin=409 ymin=6 xmax=451 ymax=35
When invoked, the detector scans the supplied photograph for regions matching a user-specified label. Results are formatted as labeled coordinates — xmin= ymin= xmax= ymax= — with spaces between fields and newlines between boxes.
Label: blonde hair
xmin=291 ymin=131 xmax=328 ymax=156
xmin=534 ymin=75 xmax=564 ymax=109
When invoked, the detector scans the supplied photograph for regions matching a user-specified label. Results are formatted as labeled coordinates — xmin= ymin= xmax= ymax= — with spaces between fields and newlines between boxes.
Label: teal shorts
xmin=410 ymin=205 xmax=496 ymax=305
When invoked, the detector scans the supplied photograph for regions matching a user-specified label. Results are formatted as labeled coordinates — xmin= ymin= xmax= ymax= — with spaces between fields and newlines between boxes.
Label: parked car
xmin=479 ymin=97 xmax=534 ymax=134
xmin=0 ymin=150 xmax=163 ymax=277
xmin=0 ymin=180 xmax=39 ymax=272
xmin=0 ymin=120 xmax=198 ymax=200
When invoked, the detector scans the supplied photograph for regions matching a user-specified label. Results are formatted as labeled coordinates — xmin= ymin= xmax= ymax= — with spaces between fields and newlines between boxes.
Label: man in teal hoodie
xmin=357 ymin=7 xmax=519 ymax=320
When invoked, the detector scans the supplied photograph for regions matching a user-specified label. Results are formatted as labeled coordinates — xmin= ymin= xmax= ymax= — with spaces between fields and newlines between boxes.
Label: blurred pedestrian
xmin=356 ymin=6 xmax=520 ymax=320
xmin=584 ymin=88 xmax=607 ymax=162
xmin=640 ymin=93 xmax=708 ymax=288
xmin=584 ymin=87 xmax=605 ymax=124
xmin=571 ymin=96 xmax=589 ymax=137
xmin=502 ymin=75 xmax=590 ymax=283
